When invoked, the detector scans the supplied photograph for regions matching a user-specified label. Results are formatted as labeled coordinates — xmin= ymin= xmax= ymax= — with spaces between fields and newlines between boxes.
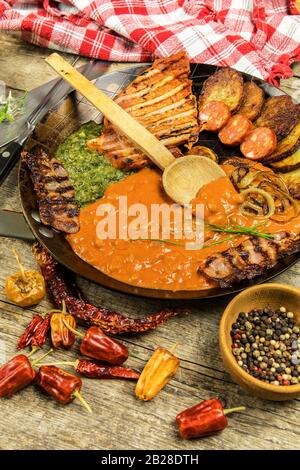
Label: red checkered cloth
xmin=1 ymin=1 xmax=300 ymax=85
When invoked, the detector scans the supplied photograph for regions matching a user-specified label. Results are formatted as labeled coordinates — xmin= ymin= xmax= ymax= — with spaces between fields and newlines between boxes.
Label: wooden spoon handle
xmin=45 ymin=53 xmax=175 ymax=170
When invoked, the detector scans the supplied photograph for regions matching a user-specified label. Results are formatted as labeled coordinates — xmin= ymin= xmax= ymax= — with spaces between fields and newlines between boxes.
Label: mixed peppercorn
xmin=231 ymin=306 xmax=300 ymax=385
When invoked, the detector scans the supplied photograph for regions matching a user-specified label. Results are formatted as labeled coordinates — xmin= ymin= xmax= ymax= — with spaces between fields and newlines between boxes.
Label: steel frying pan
xmin=18 ymin=63 xmax=300 ymax=299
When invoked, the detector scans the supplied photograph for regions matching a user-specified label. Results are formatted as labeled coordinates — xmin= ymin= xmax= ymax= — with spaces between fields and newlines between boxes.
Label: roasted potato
xmin=255 ymin=95 xmax=300 ymax=141
xmin=263 ymin=121 xmax=300 ymax=163
xmin=270 ymin=148 xmax=300 ymax=173
xmin=238 ymin=81 xmax=264 ymax=121
xmin=279 ymin=167 xmax=300 ymax=199
xmin=198 ymin=67 xmax=244 ymax=112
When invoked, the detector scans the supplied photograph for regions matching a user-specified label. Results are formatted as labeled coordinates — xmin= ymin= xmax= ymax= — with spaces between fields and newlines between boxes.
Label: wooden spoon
xmin=45 ymin=53 xmax=225 ymax=205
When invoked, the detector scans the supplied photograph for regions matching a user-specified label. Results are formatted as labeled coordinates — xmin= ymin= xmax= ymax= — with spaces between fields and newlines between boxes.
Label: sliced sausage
xmin=240 ymin=127 xmax=277 ymax=160
xmin=218 ymin=114 xmax=253 ymax=146
xmin=199 ymin=100 xmax=230 ymax=132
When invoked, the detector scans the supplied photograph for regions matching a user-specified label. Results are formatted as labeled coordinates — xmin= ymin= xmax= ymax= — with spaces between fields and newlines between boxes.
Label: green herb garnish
xmin=130 ymin=236 xmax=237 ymax=249
xmin=0 ymin=90 xmax=28 ymax=123
xmin=206 ymin=223 xmax=274 ymax=240
xmin=130 ymin=222 xmax=274 ymax=250
xmin=55 ymin=122 xmax=129 ymax=208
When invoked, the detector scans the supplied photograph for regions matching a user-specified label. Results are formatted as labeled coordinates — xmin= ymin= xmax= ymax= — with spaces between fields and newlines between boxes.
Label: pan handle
xmin=0 ymin=141 xmax=22 ymax=184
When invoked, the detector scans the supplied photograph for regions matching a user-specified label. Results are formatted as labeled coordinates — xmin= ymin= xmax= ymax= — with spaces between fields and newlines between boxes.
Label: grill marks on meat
xmin=87 ymin=52 xmax=199 ymax=170
xmin=21 ymin=149 xmax=79 ymax=234
xmin=198 ymin=232 xmax=300 ymax=287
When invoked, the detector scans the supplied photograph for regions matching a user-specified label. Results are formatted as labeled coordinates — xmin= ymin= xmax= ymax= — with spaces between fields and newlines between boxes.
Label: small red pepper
xmin=0 ymin=349 xmax=53 ymax=398
xmin=176 ymin=398 xmax=245 ymax=439
xmin=0 ymin=355 xmax=36 ymax=397
xmin=36 ymin=365 xmax=91 ymax=413
xmin=63 ymin=321 xmax=128 ymax=365
xmin=17 ymin=314 xmax=44 ymax=350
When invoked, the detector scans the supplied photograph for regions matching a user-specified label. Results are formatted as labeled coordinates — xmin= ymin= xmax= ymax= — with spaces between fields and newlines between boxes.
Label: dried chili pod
xmin=33 ymin=243 xmax=182 ymax=335
xmin=176 ymin=398 xmax=245 ymax=439
xmin=0 ymin=350 xmax=52 ymax=398
xmin=75 ymin=359 xmax=140 ymax=380
xmin=5 ymin=249 xmax=45 ymax=307
xmin=17 ymin=314 xmax=44 ymax=350
xmin=38 ymin=359 xmax=140 ymax=380
xmin=135 ymin=346 xmax=180 ymax=401
xmin=63 ymin=321 xmax=128 ymax=365
xmin=50 ymin=301 xmax=76 ymax=349
xmin=31 ymin=313 xmax=52 ymax=349
xmin=36 ymin=365 xmax=91 ymax=413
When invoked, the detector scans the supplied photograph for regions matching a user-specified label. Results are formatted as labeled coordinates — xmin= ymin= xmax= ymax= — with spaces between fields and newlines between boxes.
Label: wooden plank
xmin=0 ymin=33 xmax=300 ymax=450
xmin=0 ymin=32 xmax=88 ymax=91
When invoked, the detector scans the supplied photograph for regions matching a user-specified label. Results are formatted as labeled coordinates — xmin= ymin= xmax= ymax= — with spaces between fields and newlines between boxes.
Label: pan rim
xmin=18 ymin=62 xmax=300 ymax=300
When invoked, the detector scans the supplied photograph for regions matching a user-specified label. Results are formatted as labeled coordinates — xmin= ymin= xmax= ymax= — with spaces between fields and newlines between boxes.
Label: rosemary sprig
xmin=0 ymin=101 xmax=14 ymax=123
xmin=206 ymin=223 xmax=274 ymax=240
xmin=0 ymin=90 xmax=28 ymax=123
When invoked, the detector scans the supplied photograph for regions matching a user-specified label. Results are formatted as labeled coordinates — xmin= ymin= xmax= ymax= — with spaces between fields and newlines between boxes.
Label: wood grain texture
xmin=0 ymin=34 xmax=300 ymax=450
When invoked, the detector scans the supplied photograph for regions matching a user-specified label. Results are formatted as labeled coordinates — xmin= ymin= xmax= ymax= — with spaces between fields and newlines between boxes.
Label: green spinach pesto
xmin=55 ymin=121 xmax=128 ymax=207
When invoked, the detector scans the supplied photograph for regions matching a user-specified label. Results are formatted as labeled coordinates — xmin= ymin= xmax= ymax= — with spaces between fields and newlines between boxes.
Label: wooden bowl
xmin=220 ymin=283 xmax=300 ymax=401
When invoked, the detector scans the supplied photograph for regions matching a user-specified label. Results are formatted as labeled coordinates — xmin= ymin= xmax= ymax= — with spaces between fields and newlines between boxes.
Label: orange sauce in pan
xmin=67 ymin=168 xmax=300 ymax=291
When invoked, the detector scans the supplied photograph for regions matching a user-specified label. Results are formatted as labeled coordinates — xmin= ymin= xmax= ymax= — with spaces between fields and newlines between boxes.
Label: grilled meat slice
xmin=198 ymin=232 xmax=300 ymax=287
xmin=21 ymin=149 xmax=79 ymax=234
xmin=87 ymin=52 xmax=199 ymax=170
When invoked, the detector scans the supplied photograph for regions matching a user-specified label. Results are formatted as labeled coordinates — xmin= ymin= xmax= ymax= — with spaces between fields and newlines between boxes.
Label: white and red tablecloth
xmin=1 ymin=1 xmax=300 ymax=84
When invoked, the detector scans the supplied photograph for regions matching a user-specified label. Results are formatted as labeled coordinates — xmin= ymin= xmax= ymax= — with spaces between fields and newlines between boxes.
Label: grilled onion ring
xmin=241 ymin=188 xmax=275 ymax=219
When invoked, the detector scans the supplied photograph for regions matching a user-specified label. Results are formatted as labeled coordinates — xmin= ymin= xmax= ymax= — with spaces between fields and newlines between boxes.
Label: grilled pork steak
xmin=21 ymin=149 xmax=80 ymax=234
xmin=198 ymin=232 xmax=300 ymax=287
xmin=87 ymin=52 xmax=199 ymax=170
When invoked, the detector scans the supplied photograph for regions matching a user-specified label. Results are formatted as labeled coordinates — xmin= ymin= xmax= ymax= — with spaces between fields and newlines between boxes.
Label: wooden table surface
xmin=0 ymin=32 xmax=300 ymax=451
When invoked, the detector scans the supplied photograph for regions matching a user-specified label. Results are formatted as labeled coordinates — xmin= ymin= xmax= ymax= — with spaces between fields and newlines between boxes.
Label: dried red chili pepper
xmin=176 ymin=398 xmax=245 ymax=439
xmin=0 ymin=349 xmax=52 ymax=398
xmin=33 ymin=243 xmax=182 ymax=335
xmin=63 ymin=321 xmax=128 ymax=365
xmin=39 ymin=359 xmax=140 ymax=380
xmin=31 ymin=314 xmax=52 ymax=349
xmin=75 ymin=359 xmax=140 ymax=380
xmin=17 ymin=314 xmax=44 ymax=350
xmin=0 ymin=355 xmax=36 ymax=397
xmin=36 ymin=365 xmax=91 ymax=413
xmin=49 ymin=301 xmax=76 ymax=349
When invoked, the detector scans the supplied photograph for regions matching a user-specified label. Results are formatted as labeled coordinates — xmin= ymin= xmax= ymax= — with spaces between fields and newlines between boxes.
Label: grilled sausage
xmin=218 ymin=114 xmax=253 ymax=146
xmin=240 ymin=127 xmax=277 ymax=160
xmin=199 ymin=100 xmax=230 ymax=132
